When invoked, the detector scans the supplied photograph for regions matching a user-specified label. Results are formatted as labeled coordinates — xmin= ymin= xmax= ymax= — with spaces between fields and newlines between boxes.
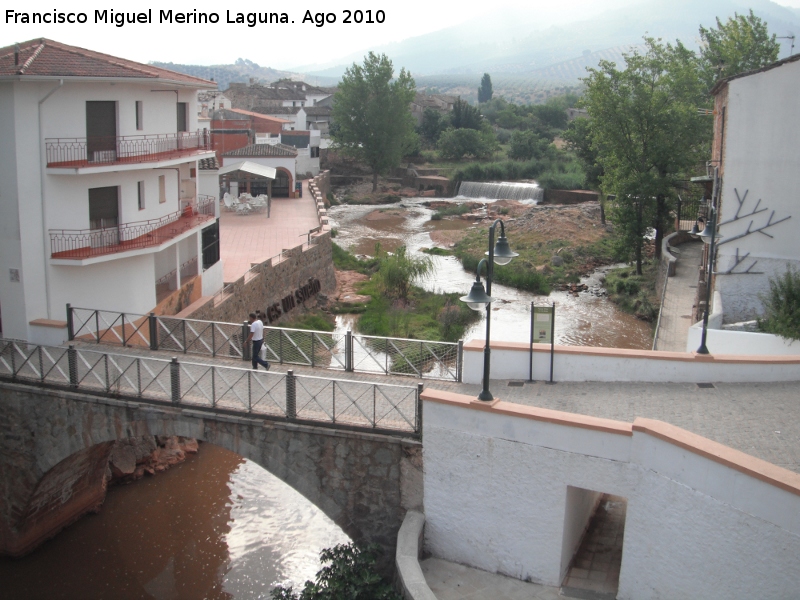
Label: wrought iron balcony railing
xmin=50 ymin=195 xmax=217 ymax=260
xmin=46 ymin=130 xmax=211 ymax=168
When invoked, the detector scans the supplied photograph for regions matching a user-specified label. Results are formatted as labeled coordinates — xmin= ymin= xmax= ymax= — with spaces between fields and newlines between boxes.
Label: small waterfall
xmin=457 ymin=181 xmax=544 ymax=203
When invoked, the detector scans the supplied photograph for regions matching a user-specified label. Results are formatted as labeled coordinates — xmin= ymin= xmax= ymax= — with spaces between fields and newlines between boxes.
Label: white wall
xmin=716 ymin=60 xmax=800 ymax=321
xmin=686 ymin=325 xmax=800 ymax=355
xmin=201 ymin=260 xmax=224 ymax=297
xmin=560 ymin=486 xmax=603 ymax=581
xmin=423 ymin=395 xmax=800 ymax=599
xmin=295 ymin=153 xmax=320 ymax=177
xmin=198 ymin=170 xmax=220 ymax=198
xmin=461 ymin=342 xmax=800 ymax=383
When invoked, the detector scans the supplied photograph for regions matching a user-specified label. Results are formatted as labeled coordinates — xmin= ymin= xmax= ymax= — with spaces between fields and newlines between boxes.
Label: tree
xmin=563 ymin=116 xmax=606 ymax=222
xmin=583 ymin=38 xmax=709 ymax=274
xmin=271 ymin=543 xmax=400 ymax=600
xmin=420 ymin=107 xmax=447 ymax=144
xmin=478 ymin=73 xmax=493 ymax=103
xmin=450 ymin=98 xmax=483 ymax=130
xmin=374 ymin=245 xmax=434 ymax=305
xmin=438 ymin=128 xmax=497 ymax=160
xmin=699 ymin=10 xmax=780 ymax=90
xmin=331 ymin=52 xmax=417 ymax=192
xmin=508 ymin=130 xmax=553 ymax=161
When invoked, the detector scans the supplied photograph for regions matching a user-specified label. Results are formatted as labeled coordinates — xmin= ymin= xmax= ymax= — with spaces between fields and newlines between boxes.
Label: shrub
xmin=374 ymin=246 xmax=433 ymax=304
xmin=758 ymin=266 xmax=800 ymax=341
xmin=508 ymin=130 xmax=554 ymax=161
xmin=438 ymin=128 xmax=497 ymax=160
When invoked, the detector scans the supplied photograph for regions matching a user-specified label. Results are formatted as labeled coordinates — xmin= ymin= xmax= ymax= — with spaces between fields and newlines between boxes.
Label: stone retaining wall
xmin=308 ymin=170 xmax=332 ymax=228
xmin=188 ymin=232 xmax=336 ymax=325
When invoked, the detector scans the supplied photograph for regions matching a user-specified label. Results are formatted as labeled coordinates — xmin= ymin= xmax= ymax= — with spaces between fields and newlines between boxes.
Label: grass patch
xmin=332 ymin=243 xmax=379 ymax=274
xmin=421 ymin=247 xmax=453 ymax=256
xmin=603 ymin=262 xmax=660 ymax=322
xmin=277 ymin=312 xmax=335 ymax=332
xmin=432 ymin=203 xmax=473 ymax=220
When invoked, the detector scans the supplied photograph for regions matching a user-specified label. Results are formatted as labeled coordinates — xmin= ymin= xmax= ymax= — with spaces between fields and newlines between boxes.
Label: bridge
xmin=0 ymin=339 xmax=423 ymax=568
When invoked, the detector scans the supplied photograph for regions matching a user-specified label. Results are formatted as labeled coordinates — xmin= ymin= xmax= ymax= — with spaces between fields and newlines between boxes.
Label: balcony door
xmin=86 ymin=101 xmax=117 ymax=162
xmin=89 ymin=186 xmax=120 ymax=247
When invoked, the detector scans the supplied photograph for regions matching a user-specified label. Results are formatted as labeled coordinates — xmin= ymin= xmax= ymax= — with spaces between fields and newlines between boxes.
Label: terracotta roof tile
xmin=0 ymin=38 xmax=215 ymax=87
xmin=223 ymin=143 xmax=298 ymax=157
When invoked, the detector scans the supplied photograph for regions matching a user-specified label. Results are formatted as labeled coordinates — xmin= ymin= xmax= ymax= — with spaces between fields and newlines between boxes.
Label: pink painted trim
xmin=462 ymin=339 xmax=800 ymax=364
xmin=28 ymin=319 xmax=68 ymax=329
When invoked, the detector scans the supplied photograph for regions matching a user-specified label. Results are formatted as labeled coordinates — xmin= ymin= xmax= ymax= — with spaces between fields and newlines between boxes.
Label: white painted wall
xmin=560 ymin=486 xmax=603 ymax=581
xmin=201 ymin=260 xmax=224 ymax=297
xmin=198 ymin=169 xmax=220 ymax=198
xmin=295 ymin=152 xmax=320 ymax=177
xmin=462 ymin=342 xmax=800 ymax=383
xmin=686 ymin=325 xmax=800 ymax=355
xmin=716 ymin=59 xmax=800 ymax=321
xmin=423 ymin=399 xmax=800 ymax=599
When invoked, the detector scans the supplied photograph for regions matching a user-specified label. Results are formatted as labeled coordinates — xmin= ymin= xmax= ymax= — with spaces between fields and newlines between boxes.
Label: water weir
xmin=457 ymin=181 xmax=544 ymax=203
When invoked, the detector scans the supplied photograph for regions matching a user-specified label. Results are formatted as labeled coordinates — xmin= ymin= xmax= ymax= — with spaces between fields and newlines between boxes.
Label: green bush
xmin=332 ymin=243 xmax=379 ymax=274
xmin=459 ymin=254 xmax=550 ymax=295
xmin=438 ymin=127 xmax=497 ymax=160
xmin=509 ymin=130 xmax=554 ymax=161
xmin=758 ymin=266 xmax=800 ymax=341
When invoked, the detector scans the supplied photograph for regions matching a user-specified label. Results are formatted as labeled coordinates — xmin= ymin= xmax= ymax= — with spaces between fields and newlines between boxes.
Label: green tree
xmin=508 ymin=130 xmax=553 ymax=161
xmin=420 ymin=107 xmax=447 ymax=144
xmin=758 ymin=266 xmax=800 ymax=341
xmin=374 ymin=245 xmax=434 ymax=304
xmin=331 ymin=52 xmax=417 ymax=192
xmin=271 ymin=543 xmax=400 ymax=600
xmin=450 ymin=98 xmax=483 ymax=130
xmin=583 ymin=38 xmax=708 ymax=274
xmin=438 ymin=127 xmax=497 ymax=160
xmin=478 ymin=73 xmax=493 ymax=103
xmin=563 ymin=116 xmax=606 ymax=222
xmin=699 ymin=10 xmax=780 ymax=90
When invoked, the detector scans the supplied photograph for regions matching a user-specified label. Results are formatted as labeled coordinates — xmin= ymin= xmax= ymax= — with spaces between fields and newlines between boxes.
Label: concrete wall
xmin=560 ymin=486 xmax=602 ymax=581
xmin=422 ymin=389 xmax=800 ymax=599
xmin=715 ymin=59 xmax=800 ymax=321
xmin=462 ymin=339 xmax=800 ymax=383
xmin=189 ymin=232 xmax=336 ymax=327
xmin=0 ymin=381 xmax=423 ymax=568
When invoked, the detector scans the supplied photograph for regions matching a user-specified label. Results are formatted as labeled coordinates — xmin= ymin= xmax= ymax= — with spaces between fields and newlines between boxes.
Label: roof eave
xmin=0 ymin=74 xmax=216 ymax=89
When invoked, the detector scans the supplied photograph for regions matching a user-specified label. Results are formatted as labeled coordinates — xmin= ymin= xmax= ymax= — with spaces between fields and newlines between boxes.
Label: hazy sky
xmin=2 ymin=0 xmax=799 ymax=70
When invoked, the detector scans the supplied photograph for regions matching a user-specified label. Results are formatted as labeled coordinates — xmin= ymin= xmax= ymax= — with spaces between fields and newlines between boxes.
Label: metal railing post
xmin=66 ymin=304 xmax=74 ymax=341
xmin=345 ymin=330 xmax=353 ymax=372
xmin=38 ymin=346 xmax=44 ymax=382
xmin=417 ymin=382 xmax=424 ymax=434
xmin=311 ymin=333 xmax=315 ymax=368
xmin=279 ymin=330 xmax=284 ymax=364
xmin=242 ymin=321 xmax=250 ymax=362
xmin=170 ymin=357 xmax=180 ymax=403
xmin=95 ymin=310 xmax=100 ymax=343
xmin=136 ymin=358 xmax=142 ymax=397
xmin=68 ymin=345 xmax=78 ymax=387
xmin=332 ymin=381 xmax=336 ymax=423
xmin=104 ymin=354 xmax=110 ymax=393
xmin=457 ymin=340 xmax=464 ymax=383
xmin=182 ymin=320 xmax=187 ymax=354
xmin=286 ymin=369 xmax=296 ymax=419
xmin=149 ymin=313 xmax=158 ymax=351
xmin=121 ymin=313 xmax=127 ymax=346
xmin=211 ymin=325 xmax=216 ymax=358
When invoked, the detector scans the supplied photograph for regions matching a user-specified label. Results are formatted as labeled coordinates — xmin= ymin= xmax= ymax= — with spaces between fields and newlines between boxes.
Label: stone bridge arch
xmin=0 ymin=381 xmax=422 ymax=566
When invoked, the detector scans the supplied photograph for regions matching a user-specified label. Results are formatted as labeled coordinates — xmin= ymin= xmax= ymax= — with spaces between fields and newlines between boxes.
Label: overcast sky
xmin=2 ymin=0 xmax=799 ymax=70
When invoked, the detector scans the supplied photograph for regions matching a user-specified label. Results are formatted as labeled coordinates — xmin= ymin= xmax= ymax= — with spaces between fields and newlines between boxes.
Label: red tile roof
xmin=0 ymin=38 xmax=215 ymax=87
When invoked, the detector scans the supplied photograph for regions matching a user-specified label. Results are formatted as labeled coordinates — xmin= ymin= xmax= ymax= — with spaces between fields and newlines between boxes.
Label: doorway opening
xmin=560 ymin=487 xmax=627 ymax=600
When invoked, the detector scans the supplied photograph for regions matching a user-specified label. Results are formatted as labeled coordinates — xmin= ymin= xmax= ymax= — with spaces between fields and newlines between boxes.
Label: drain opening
xmin=508 ymin=381 xmax=525 ymax=387
xmin=697 ymin=382 xmax=715 ymax=389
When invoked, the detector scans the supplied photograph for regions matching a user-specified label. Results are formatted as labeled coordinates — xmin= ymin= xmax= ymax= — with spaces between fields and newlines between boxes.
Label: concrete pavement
xmin=654 ymin=242 xmax=703 ymax=352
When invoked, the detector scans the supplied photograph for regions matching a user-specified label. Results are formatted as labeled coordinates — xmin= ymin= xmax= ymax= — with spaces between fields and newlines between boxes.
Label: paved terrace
xmin=654 ymin=241 xmax=703 ymax=352
xmin=70 ymin=341 xmax=800 ymax=474
xmin=219 ymin=180 xmax=321 ymax=282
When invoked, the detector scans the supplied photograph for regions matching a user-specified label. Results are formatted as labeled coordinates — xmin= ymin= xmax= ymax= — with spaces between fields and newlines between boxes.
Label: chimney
xmin=14 ymin=43 xmax=20 ymax=66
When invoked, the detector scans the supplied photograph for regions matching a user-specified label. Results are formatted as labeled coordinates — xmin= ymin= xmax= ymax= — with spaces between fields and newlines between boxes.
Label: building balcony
xmin=49 ymin=195 xmax=217 ymax=262
xmin=46 ymin=131 xmax=212 ymax=169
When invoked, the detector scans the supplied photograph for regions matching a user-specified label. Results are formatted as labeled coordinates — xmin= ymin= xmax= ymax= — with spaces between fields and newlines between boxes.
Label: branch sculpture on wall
xmin=716 ymin=188 xmax=791 ymax=247
xmin=716 ymin=247 xmax=764 ymax=275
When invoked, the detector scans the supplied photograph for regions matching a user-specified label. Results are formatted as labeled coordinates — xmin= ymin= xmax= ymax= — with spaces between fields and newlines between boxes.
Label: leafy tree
xmin=478 ymin=73 xmax=493 ymax=103
xmin=374 ymin=245 xmax=433 ymax=305
xmin=271 ymin=543 xmax=400 ymax=600
xmin=758 ymin=266 xmax=800 ymax=341
xmin=699 ymin=10 xmax=780 ymax=90
xmin=563 ymin=116 xmax=606 ymax=221
xmin=420 ymin=107 xmax=447 ymax=144
xmin=508 ymin=130 xmax=553 ymax=161
xmin=438 ymin=127 xmax=497 ymax=160
xmin=583 ymin=38 xmax=708 ymax=274
xmin=450 ymin=98 xmax=483 ymax=130
xmin=331 ymin=52 xmax=417 ymax=192
xmin=530 ymin=101 xmax=568 ymax=131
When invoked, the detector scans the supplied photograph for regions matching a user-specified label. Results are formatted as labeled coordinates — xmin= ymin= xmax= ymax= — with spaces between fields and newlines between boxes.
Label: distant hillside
xmin=149 ymin=58 xmax=339 ymax=90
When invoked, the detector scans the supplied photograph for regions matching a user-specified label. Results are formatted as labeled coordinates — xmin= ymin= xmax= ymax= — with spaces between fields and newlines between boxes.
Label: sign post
xmin=530 ymin=304 xmax=556 ymax=383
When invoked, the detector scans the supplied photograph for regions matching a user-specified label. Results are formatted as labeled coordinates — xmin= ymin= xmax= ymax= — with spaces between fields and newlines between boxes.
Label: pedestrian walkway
xmin=421 ymin=557 xmax=560 ymax=600
xmin=653 ymin=241 xmax=703 ymax=352
xmin=219 ymin=180 xmax=320 ymax=283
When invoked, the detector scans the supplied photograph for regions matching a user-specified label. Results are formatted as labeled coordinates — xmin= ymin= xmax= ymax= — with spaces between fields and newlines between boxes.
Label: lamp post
xmin=460 ymin=219 xmax=518 ymax=401
xmin=694 ymin=170 xmax=721 ymax=355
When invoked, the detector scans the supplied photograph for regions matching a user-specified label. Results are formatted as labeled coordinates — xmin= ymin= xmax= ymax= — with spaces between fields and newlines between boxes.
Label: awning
xmin=217 ymin=161 xmax=276 ymax=180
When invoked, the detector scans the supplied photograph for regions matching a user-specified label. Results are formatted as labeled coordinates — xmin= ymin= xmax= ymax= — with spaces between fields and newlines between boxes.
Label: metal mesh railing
xmin=67 ymin=306 xmax=463 ymax=381
xmin=0 ymin=339 xmax=420 ymax=435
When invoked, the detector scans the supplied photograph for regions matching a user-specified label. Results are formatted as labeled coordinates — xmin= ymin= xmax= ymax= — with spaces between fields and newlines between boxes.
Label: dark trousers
xmin=251 ymin=340 xmax=270 ymax=369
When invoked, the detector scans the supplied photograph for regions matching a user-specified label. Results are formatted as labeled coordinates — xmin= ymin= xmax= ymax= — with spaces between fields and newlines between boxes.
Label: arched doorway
xmin=272 ymin=168 xmax=293 ymax=197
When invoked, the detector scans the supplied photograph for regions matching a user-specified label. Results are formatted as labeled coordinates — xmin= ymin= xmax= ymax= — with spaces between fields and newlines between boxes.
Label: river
xmin=328 ymin=198 xmax=653 ymax=350
xmin=0 ymin=443 xmax=349 ymax=599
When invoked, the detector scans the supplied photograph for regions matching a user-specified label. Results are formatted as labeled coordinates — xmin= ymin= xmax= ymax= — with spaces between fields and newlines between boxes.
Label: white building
xmin=711 ymin=54 xmax=800 ymax=322
xmin=222 ymin=144 xmax=299 ymax=197
xmin=0 ymin=39 xmax=222 ymax=344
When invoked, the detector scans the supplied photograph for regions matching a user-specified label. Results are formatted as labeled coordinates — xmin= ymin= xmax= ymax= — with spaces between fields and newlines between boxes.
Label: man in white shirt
xmin=246 ymin=312 xmax=271 ymax=370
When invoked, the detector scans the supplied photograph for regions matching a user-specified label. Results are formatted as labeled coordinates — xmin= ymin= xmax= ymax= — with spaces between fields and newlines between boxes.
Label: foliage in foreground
xmin=603 ymin=262 xmax=659 ymax=322
xmin=271 ymin=543 xmax=400 ymax=600
xmin=758 ymin=266 xmax=800 ymax=341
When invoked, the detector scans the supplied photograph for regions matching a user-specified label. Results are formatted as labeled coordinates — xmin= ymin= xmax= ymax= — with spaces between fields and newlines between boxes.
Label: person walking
xmin=246 ymin=312 xmax=271 ymax=370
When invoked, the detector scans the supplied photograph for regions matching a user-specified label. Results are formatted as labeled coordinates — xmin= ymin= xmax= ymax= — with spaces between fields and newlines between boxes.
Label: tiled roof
xmin=304 ymin=106 xmax=332 ymax=117
xmin=230 ymin=108 xmax=292 ymax=123
xmin=199 ymin=156 xmax=220 ymax=170
xmin=0 ymin=38 xmax=215 ymax=87
xmin=223 ymin=143 xmax=298 ymax=157
xmin=253 ymin=106 xmax=302 ymax=115
xmin=225 ymin=84 xmax=306 ymax=101
xmin=211 ymin=109 xmax=252 ymax=121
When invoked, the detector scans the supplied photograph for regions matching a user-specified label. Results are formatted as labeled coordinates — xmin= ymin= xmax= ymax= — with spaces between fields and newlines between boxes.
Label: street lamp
xmin=459 ymin=219 xmax=518 ymax=401
xmin=696 ymin=172 xmax=721 ymax=355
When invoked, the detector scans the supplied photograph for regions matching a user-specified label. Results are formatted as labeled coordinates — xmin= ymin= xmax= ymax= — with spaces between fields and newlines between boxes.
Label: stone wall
xmin=655 ymin=231 xmax=696 ymax=300
xmin=0 ymin=381 xmax=423 ymax=571
xmin=542 ymin=189 xmax=599 ymax=205
xmin=188 ymin=232 xmax=336 ymax=325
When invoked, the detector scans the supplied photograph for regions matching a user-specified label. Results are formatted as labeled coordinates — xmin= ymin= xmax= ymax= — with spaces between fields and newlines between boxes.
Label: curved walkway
xmin=654 ymin=241 xmax=703 ymax=352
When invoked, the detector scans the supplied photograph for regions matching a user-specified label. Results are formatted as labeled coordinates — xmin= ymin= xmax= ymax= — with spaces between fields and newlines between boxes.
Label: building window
xmin=190 ymin=168 xmax=197 ymax=178
xmin=137 ymin=181 xmax=145 ymax=210
xmin=201 ymin=220 xmax=220 ymax=270
xmin=310 ymin=147 xmax=320 ymax=158
xmin=177 ymin=102 xmax=188 ymax=132
xmin=135 ymin=101 xmax=143 ymax=130
xmin=158 ymin=175 xmax=166 ymax=203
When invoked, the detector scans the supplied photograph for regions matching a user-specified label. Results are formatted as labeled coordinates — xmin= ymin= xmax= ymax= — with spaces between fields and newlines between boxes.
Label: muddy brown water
xmin=329 ymin=199 xmax=653 ymax=350
xmin=0 ymin=443 xmax=348 ymax=599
